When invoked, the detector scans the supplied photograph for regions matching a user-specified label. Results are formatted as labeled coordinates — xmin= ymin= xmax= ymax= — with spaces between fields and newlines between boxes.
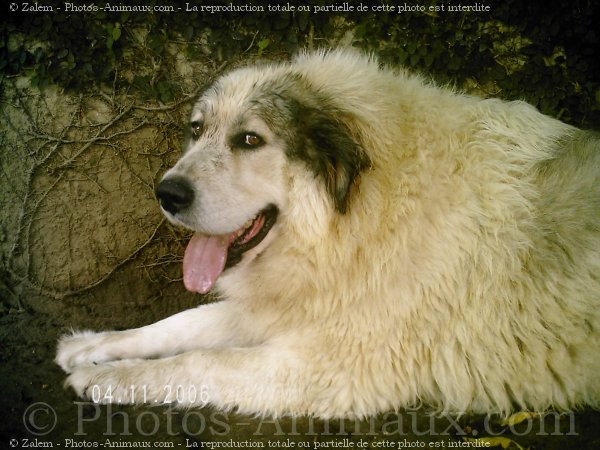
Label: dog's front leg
xmin=56 ymin=301 xmax=250 ymax=373
xmin=65 ymin=343 xmax=316 ymax=415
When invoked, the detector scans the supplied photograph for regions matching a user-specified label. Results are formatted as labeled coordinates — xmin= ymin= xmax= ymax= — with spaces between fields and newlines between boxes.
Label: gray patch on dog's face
xmin=247 ymin=74 xmax=371 ymax=213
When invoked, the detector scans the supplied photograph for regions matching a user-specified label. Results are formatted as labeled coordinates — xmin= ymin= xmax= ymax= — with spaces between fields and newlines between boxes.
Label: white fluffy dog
xmin=57 ymin=49 xmax=600 ymax=418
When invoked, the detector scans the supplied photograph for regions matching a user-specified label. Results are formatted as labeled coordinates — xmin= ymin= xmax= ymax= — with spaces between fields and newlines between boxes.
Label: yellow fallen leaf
xmin=463 ymin=436 xmax=526 ymax=450
xmin=501 ymin=411 xmax=539 ymax=427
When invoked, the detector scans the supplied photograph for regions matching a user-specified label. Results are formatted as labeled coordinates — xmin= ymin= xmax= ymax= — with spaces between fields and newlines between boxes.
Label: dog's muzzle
xmin=154 ymin=175 xmax=279 ymax=294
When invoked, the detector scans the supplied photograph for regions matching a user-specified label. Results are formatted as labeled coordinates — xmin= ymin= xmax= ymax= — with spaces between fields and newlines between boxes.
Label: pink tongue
xmin=183 ymin=234 xmax=229 ymax=294
xmin=182 ymin=215 xmax=266 ymax=294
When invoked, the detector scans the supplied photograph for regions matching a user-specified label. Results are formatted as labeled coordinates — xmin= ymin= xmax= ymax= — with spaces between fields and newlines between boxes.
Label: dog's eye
xmin=190 ymin=121 xmax=204 ymax=140
xmin=244 ymin=134 xmax=263 ymax=147
xmin=234 ymin=132 xmax=264 ymax=150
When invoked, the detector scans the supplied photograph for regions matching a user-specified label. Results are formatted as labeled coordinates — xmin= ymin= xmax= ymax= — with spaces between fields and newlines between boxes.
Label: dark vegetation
xmin=1 ymin=0 xmax=598 ymax=126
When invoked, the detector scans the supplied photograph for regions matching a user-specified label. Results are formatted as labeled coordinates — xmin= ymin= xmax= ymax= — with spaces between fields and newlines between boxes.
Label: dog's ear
xmin=296 ymin=107 xmax=370 ymax=214
xmin=309 ymin=115 xmax=369 ymax=213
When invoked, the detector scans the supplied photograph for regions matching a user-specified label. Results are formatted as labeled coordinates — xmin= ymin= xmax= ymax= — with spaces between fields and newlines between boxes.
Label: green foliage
xmin=349 ymin=0 xmax=599 ymax=127
xmin=257 ymin=38 xmax=271 ymax=56
xmin=0 ymin=0 xmax=328 ymax=100
xmin=1 ymin=0 xmax=598 ymax=127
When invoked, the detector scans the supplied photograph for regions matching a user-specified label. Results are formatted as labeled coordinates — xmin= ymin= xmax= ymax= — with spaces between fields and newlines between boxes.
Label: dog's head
xmin=156 ymin=58 xmax=370 ymax=294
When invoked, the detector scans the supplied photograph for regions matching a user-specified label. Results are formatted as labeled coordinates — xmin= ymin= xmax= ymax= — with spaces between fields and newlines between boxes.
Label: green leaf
xmin=257 ymin=38 xmax=270 ymax=56
xmin=112 ymin=24 xmax=122 ymax=42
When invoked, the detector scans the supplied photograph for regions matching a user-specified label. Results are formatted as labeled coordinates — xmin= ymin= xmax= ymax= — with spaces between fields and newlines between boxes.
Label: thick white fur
xmin=56 ymin=49 xmax=600 ymax=418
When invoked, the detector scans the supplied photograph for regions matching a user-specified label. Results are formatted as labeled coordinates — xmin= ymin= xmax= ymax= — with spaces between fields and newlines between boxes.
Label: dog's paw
xmin=55 ymin=330 xmax=113 ymax=373
xmin=65 ymin=359 xmax=173 ymax=405
xmin=65 ymin=360 xmax=142 ymax=404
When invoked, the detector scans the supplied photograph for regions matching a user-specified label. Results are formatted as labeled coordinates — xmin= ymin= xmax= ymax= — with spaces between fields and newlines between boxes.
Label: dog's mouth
xmin=182 ymin=205 xmax=278 ymax=294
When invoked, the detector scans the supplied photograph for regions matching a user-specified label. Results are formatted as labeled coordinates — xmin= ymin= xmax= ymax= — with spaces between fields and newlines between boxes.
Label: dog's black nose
xmin=156 ymin=177 xmax=195 ymax=215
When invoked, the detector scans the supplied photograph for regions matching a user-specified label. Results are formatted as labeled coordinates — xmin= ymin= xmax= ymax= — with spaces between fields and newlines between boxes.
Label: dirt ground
xmin=1 ymin=56 xmax=600 ymax=449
